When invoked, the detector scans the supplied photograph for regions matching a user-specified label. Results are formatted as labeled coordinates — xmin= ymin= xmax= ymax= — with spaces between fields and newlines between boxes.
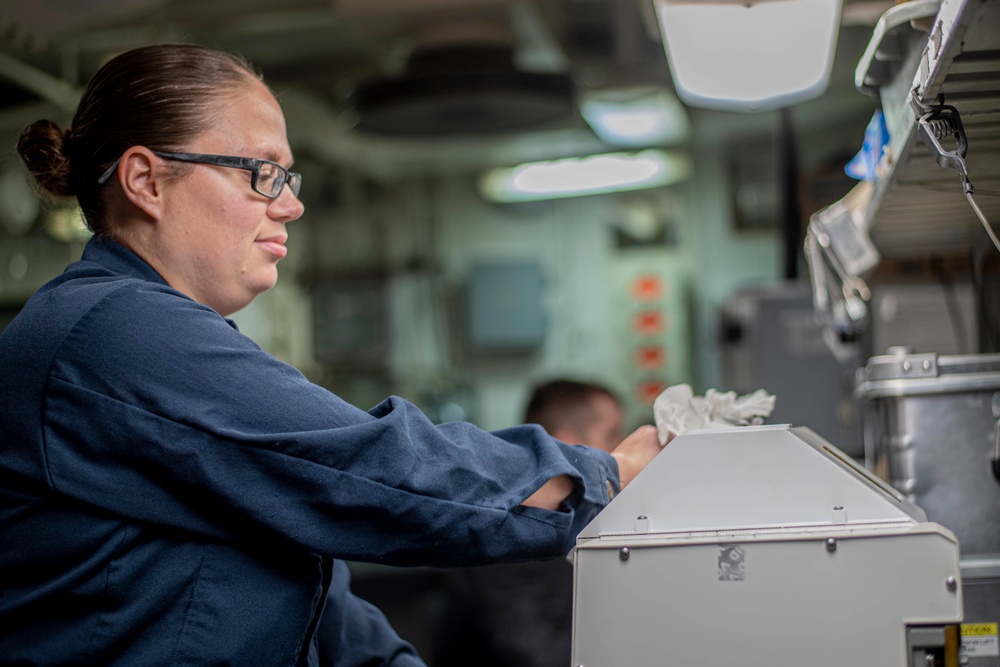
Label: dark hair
xmin=16 ymin=43 xmax=262 ymax=237
xmin=523 ymin=379 xmax=619 ymax=435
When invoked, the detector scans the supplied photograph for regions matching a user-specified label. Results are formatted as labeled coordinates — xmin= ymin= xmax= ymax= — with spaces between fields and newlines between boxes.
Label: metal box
xmin=855 ymin=349 xmax=1000 ymax=556
xmin=571 ymin=425 xmax=962 ymax=667
xmin=855 ymin=349 xmax=1000 ymax=665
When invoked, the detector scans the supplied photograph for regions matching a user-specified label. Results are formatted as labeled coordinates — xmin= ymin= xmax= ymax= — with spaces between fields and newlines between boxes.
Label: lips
xmin=256 ymin=235 xmax=288 ymax=259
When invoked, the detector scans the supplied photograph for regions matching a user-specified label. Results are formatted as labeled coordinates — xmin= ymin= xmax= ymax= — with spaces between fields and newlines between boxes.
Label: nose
xmin=270 ymin=184 xmax=305 ymax=223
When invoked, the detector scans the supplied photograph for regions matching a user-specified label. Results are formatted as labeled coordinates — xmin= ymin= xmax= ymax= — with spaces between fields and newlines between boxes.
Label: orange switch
xmin=635 ymin=345 xmax=665 ymax=370
xmin=633 ymin=311 xmax=665 ymax=335
xmin=637 ymin=380 xmax=667 ymax=405
xmin=631 ymin=275 xmax=664 ymax=301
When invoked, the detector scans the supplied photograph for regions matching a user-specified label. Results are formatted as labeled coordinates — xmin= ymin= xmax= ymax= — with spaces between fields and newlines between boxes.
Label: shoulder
xmin=18 ymin=262 xmax=266 ymax=400
xmin=40 ymin=262 xmax=243 ymax=350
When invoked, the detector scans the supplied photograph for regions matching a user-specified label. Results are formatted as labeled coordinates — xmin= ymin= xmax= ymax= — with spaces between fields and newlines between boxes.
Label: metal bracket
xmin=909 ymin=90 xmax=972 ymax=191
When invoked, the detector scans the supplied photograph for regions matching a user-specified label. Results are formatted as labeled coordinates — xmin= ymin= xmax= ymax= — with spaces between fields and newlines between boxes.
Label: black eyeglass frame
xmin=97 ymin=150 xmax=302 ymax=199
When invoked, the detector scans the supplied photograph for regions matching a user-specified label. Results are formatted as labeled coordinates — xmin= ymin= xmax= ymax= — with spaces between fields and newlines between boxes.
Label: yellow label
xmin=961 ymin=623 xmax=999 ymax=637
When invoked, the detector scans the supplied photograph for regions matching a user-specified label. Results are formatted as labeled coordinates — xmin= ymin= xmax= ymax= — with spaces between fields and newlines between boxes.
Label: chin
xmin=251 ymin=268 xmax=281 ymax=292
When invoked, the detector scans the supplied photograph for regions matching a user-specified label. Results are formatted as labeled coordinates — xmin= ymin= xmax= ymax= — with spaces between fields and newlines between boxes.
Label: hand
xmin=521 ymin=426 xmax=670 ymax=510
xmin=610 ymin=425 xmax=666 ymax=490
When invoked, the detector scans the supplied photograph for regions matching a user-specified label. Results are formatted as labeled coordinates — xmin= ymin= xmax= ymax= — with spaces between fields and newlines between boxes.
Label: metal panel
xmin=720 ymin=284 xmax=863 ymax=455
xmin=856 ymin=0 xmax=1000 ymax=258
xmin=465 ymin=261 xmax=546 ymax=351
xmin=573 ymin=529 xmax=961 ymax=667
xmin=576 ymin=425 xmax=922 ymax=541
xmin=571 ymin=426 xmax=964 ymax=667
xmin=856 ymin=351 xmax=1000 ymax=556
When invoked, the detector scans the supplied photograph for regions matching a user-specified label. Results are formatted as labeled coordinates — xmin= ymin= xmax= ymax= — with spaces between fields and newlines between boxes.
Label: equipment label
xmin=718 ymin=544 xmax=745 ymax=581
xmin=961 ymin=623 xmax=999 ymax=658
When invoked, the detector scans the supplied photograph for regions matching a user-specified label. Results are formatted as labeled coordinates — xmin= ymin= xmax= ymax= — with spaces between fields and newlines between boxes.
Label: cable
xmin=967 ymin=189 xmax=1000 ymax=254
xmin=909 ymin=90 xmax=1000 ymax=255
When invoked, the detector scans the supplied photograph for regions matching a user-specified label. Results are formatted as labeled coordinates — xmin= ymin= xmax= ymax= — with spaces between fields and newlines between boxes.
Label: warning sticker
xmin=961 ymin=623 xmax=999 ymax=658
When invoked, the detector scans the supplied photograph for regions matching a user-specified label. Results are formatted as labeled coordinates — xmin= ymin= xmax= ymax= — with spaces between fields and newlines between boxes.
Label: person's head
xmin=523 ymin=379 xmax=624 ymax=453
xmin=16 ymin=43 xmax=304 ymax=316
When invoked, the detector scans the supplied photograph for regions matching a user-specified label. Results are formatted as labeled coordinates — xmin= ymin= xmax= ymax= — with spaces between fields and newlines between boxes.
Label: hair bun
xmin=17 ymin=119 xmax=76 ymax=198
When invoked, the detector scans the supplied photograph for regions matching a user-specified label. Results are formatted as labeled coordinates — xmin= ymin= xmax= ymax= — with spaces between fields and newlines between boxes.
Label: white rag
xmin=652 ymin=384 xmax=776 ymax=445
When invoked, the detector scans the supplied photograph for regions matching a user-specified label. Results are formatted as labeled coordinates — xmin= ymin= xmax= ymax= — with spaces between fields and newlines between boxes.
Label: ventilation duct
xmin=350 ymin=44 xmax=575 ymax=136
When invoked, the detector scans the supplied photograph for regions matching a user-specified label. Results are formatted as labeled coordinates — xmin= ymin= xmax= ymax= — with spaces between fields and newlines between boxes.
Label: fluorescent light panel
xmin=478 ymin=149 xmax=693 ymax=203
xmin=579 ymin=86 xmax=690 ymax=147
xmin=654 ymin=0 xmax=842 ymax=112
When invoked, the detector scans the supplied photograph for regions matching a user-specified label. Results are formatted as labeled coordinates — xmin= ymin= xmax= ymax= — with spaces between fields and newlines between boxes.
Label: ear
xmin=117 ymin=146 xmax=164 ymax=220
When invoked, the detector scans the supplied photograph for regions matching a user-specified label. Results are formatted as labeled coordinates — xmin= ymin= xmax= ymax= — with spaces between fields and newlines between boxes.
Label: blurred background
xmin=4 ymin=0 xmax=995 ymax=657
xmin=0 ymin=0 xmax=889 ymax=432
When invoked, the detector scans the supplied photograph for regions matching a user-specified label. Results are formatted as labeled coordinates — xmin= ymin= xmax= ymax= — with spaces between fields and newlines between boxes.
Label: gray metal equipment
xmin=571 ymin=425 xmax=962 ymax=667
xmin=856 ymin=348 xmax=1000 ymax=664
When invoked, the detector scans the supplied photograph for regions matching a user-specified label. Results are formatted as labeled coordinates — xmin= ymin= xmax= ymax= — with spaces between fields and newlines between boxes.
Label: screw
xmin=946 ymin=576 xmax=957 ymax=592
xmin=826 ymin=538 xmax=837 ymax=552
xmin=619 ymin=547 xmax=630 ymax=561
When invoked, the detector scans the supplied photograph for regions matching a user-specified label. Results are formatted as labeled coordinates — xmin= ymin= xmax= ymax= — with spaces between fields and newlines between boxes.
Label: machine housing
xmin=571 ymin=425 xmax=962 ymax=667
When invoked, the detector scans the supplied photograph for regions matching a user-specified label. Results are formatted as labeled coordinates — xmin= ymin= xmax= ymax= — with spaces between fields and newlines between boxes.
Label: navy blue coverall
xmin=0 ymin=236 xmax=618 ymax=666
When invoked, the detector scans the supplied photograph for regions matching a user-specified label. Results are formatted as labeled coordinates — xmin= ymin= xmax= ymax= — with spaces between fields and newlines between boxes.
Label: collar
xmin=80 ymin=235 xmax=170 ymax=287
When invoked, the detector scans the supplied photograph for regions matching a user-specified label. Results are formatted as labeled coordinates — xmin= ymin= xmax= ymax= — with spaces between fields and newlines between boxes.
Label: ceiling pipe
xmin=509 ymin=1 xmax=569 ymax=73
xmin=0 ymin=51 xmax=79 ymax=112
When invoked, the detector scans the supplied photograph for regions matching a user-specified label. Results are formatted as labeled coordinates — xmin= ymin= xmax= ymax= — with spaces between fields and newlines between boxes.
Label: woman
xmin=0 ymin=44 xmax=662 ymax=666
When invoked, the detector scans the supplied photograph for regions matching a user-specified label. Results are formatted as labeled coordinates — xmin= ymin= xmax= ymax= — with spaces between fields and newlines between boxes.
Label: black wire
xmin=974 ymin=243 xmax=1000 ymax=352
xmin=935 ymin=257 xmax=969 ymax=354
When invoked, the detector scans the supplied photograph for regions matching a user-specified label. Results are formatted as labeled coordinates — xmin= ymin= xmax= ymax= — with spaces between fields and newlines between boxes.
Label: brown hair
xmin=16 ymin=43 xmax=262 ymax=237
xmin=523 ymin=379 xmax=620 ymax=435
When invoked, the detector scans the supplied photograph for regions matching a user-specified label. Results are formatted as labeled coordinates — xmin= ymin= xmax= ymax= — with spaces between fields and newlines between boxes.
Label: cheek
xmin=216 ymin=203 xmax=261 ymax=244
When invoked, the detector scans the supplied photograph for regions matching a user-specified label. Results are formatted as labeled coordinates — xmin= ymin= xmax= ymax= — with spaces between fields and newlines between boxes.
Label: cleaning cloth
xmin=652 ymin=384 xmax=776 ymax=445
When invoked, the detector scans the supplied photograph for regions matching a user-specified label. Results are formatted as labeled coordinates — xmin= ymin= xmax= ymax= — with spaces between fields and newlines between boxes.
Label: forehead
xmin=589 ymin=394 xmax=623 ymax=422
xmin=199 ymin=80 xmax=292 ymax=163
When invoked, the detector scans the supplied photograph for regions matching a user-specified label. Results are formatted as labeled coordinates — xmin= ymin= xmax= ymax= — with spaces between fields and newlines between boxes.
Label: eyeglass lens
xmin=256 ymin=162 xmax=301 ymax=198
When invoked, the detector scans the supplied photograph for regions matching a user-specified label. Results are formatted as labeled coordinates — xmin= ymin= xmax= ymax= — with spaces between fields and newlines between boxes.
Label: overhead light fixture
xmin=478 ymin=149 xmax=693 ymax=203
xmin=651 ymin=0 xmax=843 ymax=112
xmin=579 ymin=86 xmax=691 ymax=147
xmin=45 ymin=206 xmax=92 ymax=244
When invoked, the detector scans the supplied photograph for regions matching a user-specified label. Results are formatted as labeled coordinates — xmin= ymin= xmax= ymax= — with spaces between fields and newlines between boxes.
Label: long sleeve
xmin=0 ymin=237 xmax=618 ymax=665
xmin=27 ymin=279 xmax=615 ymax=564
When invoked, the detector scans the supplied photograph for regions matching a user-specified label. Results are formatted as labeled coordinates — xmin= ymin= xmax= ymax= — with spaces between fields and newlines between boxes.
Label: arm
xmin=521 ymin=425 xmax=664 ymax=509
xmin=39 ymin=285 xmax=618 ymax=566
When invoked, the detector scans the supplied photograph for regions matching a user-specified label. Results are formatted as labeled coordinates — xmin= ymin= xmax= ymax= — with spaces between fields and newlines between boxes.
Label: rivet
xmin=922 ymin=360 xmax=932 ymax=371
xmin=902 ymin=361 xmax=912 ymax=372
xmin=946 ymin=576 xmax=957 ymax=592
xmin=620 ymin=547 xmax=630 ymax=561
xmin=826 ymin=538 xmax=837 ymax=552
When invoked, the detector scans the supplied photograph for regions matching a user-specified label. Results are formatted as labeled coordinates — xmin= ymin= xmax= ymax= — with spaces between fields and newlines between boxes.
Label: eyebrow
xmin=257 ymin=148 xmax=294 ymax=169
